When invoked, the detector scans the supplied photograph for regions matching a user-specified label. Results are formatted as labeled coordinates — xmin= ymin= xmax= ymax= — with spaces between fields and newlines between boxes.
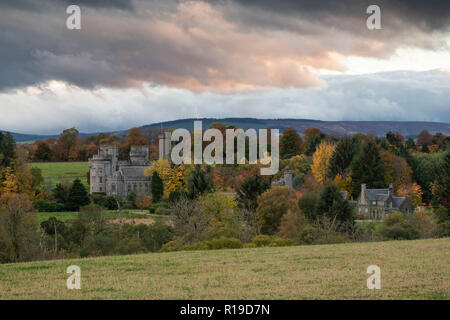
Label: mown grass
xmin=0 ymin=238 xmax=448 ymax=300
xmin=31 ymin=162 xmax=89 ymax=188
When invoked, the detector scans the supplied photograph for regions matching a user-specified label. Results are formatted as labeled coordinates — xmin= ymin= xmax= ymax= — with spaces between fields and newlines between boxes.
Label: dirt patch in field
xmin=109 ymin=218 xmax=155 ymax=225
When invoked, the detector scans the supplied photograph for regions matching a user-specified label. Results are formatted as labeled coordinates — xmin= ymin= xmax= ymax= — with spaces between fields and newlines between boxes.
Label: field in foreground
xmin=0 ymin=238 xmax=448 ymax=299
xmin=31 ymin=162 xmax=89 ymax=188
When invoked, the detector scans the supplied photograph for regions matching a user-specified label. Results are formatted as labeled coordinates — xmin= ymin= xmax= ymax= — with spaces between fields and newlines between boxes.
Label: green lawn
xmin=31 ymin=162 xmax=89 ymax=188
xmin=0 ymin=238 xmax=448 ymax=299
xmin=35 ymin=210 xmax=170 ymax=225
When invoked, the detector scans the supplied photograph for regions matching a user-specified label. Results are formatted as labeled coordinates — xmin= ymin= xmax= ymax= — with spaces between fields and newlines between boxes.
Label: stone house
xmin=356 ymin=183 xmax=414 ymax=220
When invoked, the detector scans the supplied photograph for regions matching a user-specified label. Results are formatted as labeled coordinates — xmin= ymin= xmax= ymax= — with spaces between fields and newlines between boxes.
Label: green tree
xmin=151 ymin=171 xmax=164 ymax=203
xmin=33 ymin=142 xmax=52 ymax=161
xmin=187 ymin=165 xmax=213 ymax=199
xmin=315 ymin=185 xmax=354 ymax=224
xmin=328 ymin=137 xmax=357 ymax=179
xmin=406 ymin=138 xmax=416 ymax=150
xmin=435 ymin=151 xmax=450 ymax=212
xmin=52 ymin=183 xmax=68 ymax=206
xmin=0 ymin=132 xmax=16 ymax=168
xmin=236 ymin=175 xmax=269 ymax=211
xmin=66 ymin=179 xmax=90 ymax=211
xmin=351 ymin=140 xmax=385 ymax=198
xmin=256 ymin=186 xmax=298 ymax=235
xmin=280 ymin=128 xmax=303 ymax=159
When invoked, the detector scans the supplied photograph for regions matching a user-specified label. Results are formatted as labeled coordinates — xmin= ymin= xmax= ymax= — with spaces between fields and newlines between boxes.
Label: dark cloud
xmin=213 ymin=0 xmax=450 ymax=31
xmin=0 ymin=0 xmax=448 ymax=92
xmin=0 ymin=0 xmax=134 ymax=11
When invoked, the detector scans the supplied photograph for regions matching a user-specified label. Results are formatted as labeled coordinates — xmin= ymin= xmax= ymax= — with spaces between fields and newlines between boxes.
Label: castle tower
xmin=159 ymin=131 xmax=171 ymax=160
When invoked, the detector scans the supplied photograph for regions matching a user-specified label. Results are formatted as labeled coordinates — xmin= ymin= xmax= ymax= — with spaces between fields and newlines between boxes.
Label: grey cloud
xmin=0 ymin=70 xmax=449 ymax=134
xmin=0 ymin=0 xmax=449 ymax=92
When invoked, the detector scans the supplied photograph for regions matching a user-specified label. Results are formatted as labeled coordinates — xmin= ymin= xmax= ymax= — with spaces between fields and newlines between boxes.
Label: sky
xmin=0 ymin=0 xmax=449 ymax=134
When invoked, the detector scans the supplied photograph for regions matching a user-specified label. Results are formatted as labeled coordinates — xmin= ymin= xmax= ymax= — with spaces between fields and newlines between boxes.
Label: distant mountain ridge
xmin=3 ymin=118 xmax=450 ymax=142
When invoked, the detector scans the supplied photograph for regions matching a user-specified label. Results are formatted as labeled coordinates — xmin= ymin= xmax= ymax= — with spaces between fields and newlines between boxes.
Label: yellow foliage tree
xmin=311 ymin=142 xmax=336 ymax=184
xmin=334 ymin=174 xmax=353 ymax=199
xmin=2 ymin=166 xmax=19 ymax=193
xmin=145 ymin=159 xmax=186 ymax=198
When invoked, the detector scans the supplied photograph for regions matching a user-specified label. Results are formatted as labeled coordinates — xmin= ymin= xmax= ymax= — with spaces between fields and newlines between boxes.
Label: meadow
xmin=31 ymin=162 xmax=89 ymax=188
xmin=0 ymin=238 xmax=448 ymax=299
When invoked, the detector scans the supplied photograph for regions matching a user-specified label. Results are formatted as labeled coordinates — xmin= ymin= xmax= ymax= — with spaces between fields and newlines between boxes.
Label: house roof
xmin=120 ymin=166 xmax=150 ymax=179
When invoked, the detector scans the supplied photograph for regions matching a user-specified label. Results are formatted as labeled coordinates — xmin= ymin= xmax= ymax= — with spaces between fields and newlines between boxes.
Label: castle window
xmin=99 ymin=177 xmax=103 ymax=183
xmin=112 ymin=184 xmax=116 ymax=192
xmin=99 ymin=186 xmax=103 ymax=192
xmin=127 ymin=184 xmax=131 ymax=191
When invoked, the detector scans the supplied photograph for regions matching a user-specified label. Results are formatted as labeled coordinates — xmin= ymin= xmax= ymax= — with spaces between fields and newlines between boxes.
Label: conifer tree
xmin=351 ymin=140 xmax=385 ymax=198
xmin=66 ymin=179 xmax=90 ymax=211
xmin=151 ymin=171 xmax=164 ymax=203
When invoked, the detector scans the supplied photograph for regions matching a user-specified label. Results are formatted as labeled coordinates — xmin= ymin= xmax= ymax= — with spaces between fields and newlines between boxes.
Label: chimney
xmin=361 ymin=183 xmax=366 ymax=195
xmin=388 ymin=183 xmax=394 ymax=197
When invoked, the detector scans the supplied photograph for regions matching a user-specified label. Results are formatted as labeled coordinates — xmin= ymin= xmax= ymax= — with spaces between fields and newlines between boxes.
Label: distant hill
xmin=3 ymin=118 xmax=450 ymax=142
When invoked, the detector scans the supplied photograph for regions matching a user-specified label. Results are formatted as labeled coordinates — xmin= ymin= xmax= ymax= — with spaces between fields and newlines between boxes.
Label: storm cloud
xmin=0 ymin=0 xmax=449 ymax=92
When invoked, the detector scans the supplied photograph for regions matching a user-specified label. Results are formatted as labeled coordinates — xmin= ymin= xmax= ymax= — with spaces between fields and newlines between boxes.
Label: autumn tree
xmin=280 ymin=128 xmax=303 ymax=159
xmin=54 ymin=128 xmax=79 ymax=161
xmin=33 ymin=142 xmax=52 ymax=161
xmin=304 ymin=128 xmax=326 ymax=156
xmin=397 ymin=182 xmax=423 ymax=208
xmin=127 ymin=128 xmax=148 ymax=147
xmin=417 ymin=129 xmax=433 ymax=146
xmin=276 ymin=208 xmax=307 ymax=242
xmin=198 ymin=191 xmax=240 ymax=239
xmin=381 ymin=150 xmax=412 ymax=190
xmin=350 ymin=140 xmax=385 ymax=197
xmin=386 ymin=131 xmax=404 ymax=149
xmin=256 ymin=186 xmax=298 ymax=235
xmin=311 ymin=141 xmax=336 ymax=184
xmin=1 ymin=166 xmax=19 ymax=193
xmin=146 ymin=159 xmax=185 ymax=198
xmin=0 ymin=193 xmax=39 ymax=263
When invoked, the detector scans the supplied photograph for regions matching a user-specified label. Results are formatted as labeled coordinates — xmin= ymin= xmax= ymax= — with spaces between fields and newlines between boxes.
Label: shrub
xmin=256 ymin=186 xmax=298 ymax=235
xmin=155 ymin=207 xmax=172 ymax=215
xmin=408 ymin=212 xmax=437 ymax=238
xmin=378 ymin=222 xmax=420 ymax=240
xmin=383 ymin=211 xmax=405 ymax=226
xmin=250 ymin=235 xmax=294 ymax=247
xmin=33 ymin=200 xmax=65 ymax=212
xmin=437 ymin=221 xmax=450 ymax=237
xmin=209 ymin=237 xmax=243 ymax=249
xmin=251 ymin=235 xmax=272 ymax=247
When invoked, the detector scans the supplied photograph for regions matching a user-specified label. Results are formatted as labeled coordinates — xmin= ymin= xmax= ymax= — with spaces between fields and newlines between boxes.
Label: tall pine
xmin=151 ymin=171 xmax=164 ymax=203
xmin=328 ymin=136 xmax=357 ymax=179
xmin=351 ymin=140 xmax=385 ymax=198
xmin=66 ymin=179 xmax=90 ymax=211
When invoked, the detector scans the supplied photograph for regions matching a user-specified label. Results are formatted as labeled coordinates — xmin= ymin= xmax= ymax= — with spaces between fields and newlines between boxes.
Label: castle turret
xmin=159 ymin=131 xmax=171 ymax=160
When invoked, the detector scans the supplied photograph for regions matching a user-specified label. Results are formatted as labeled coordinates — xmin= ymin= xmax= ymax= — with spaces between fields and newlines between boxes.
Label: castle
xmin=89 ymin=133 xmax=171 ymax=201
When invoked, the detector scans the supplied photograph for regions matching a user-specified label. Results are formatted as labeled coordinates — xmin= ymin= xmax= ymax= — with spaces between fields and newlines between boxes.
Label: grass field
xmin=31 ymin=162 xmax=89 ymax=188
xmin=35 ymin=210 xmax=170 ymax=225
xmin=0 ymin=238 xmax=448 ymax=299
